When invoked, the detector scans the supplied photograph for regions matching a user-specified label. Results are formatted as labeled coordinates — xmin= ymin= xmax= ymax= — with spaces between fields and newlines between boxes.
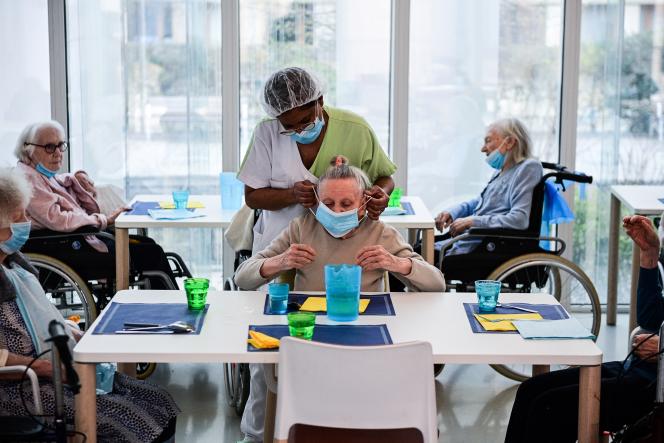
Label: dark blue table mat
xmin=463 ymin=302 xmax=569 ymax=334
xmin=127 ymin=201 xmax=194 ymax=216
xmin=263 ymin=293 xmax=395 ymax=316
xmin=93 ymin=302 xmax=208 ymax=334
xmin=248 ymin=324 xmax=393 ymax=351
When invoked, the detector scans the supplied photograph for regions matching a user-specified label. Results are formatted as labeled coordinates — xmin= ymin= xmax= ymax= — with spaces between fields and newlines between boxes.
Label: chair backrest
xmin=274 ymin=338 xmax=437 ymax=443
xmin=526 ymin=179 xmax=546 ymax=235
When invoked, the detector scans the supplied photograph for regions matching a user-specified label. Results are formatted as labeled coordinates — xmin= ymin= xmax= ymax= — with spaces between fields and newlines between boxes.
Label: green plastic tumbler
xmin=184 ymin=278 xmax=209 ymax=310
xmin=287 ymin=312 xmax=315 ymax=340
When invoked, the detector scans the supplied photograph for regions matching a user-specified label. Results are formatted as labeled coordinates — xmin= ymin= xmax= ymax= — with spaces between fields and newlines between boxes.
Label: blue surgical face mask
xmin=0 ymin=221 xmax=32 ymax=254
xmin=291 ymin=117 xmax=325 ymax=145
xmin=310 ymin=189 xmax=369 ymax=238
xmin=485 ymin=139 xmax=508 ymax=170
xmin=35 ymin=162 xmax=58 ymax=178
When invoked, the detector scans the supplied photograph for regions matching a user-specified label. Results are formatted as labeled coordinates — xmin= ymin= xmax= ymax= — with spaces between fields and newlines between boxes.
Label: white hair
xmin=318 ymin=155 xmax=371 ymax=196
xmin=14 ymin=120 xmax=66 ymax=163
xmin=0 ymin=168 xmax=32 ymax=228
xmin=490 ymin=118 xmax=533 ymax=164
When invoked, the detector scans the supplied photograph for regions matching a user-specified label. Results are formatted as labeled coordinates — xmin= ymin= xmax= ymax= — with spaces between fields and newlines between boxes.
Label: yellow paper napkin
xmin=159 ymin=201 xmax=205 ymax=209
xmin=473 ymin=313 xmax=543 ymax=331
xmin=299 ymin=296 xmax=370 ymax=314
xmin=247 ymin=330 xmax=280 ymax=349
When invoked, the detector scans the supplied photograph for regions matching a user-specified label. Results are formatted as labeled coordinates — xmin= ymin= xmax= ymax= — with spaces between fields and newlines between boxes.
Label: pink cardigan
xmin=17 ymin=162 xmax=109 ymax=252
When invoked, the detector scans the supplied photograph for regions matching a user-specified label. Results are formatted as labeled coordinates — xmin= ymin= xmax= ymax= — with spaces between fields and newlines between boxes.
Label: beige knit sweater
xmin=234 ymin=213 xmax=445 ymax=292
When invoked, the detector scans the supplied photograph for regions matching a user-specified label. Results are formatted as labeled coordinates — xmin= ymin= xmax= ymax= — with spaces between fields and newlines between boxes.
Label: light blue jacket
xmin=444 ymin=158 xmax=543 ymax=255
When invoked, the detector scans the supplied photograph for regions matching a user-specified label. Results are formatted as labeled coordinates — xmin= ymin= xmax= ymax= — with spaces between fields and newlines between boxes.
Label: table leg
xmin=264 ymin=388 xmax=277 ymax=443
xmin=532 ymin=365 xmax=550 ymax=376
xmin=421 ymin=228 xmax=435 ymax=265
xmin=578 ymin=365 xmax=601 ymax=443
xmin=606 ymin=195 xmax=620 ymax=326
xmin=629 ymin=242 xmax=640 ymax=333
xmin=115 ymin=228 xmax=130 ymax=291
xmin=74 ymin=363 xmax=97 ymax=443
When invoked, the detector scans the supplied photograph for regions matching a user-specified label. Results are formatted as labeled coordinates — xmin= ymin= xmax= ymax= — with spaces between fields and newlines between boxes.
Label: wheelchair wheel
xmin=136 ymin=362 xmax=157 ymax=380
xmin=26 ymin=253 xmax=97 ymax=330
xmin=486 ymin=253 xmax=601 ymax=382
xmin=224 ymin=362 xmax=250 ymax=416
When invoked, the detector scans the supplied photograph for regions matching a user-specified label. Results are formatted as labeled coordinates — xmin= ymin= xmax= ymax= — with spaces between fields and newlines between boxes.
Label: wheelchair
xmin=428 ymin=162 xmax=600 ymax=382
xmin=22 ymin=226 xmax=192 ymax=380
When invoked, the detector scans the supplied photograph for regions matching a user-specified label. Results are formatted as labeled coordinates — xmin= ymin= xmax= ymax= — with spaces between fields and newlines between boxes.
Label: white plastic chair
xmin=273 ymin=337 xmax=437 ymax=443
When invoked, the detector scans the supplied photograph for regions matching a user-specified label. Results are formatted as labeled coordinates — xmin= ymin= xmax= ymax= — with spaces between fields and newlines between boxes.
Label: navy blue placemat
xmin=248 ymin=324 xmax=393 ymax=351
xmin=262 ymin=293 xmax=395 ymax=316
xmin=463 ymin=302 xmax=569 ymax=334
xmin=93 ymin=302 xmax=208 ymax=334
xmin=127 ymin=201 xmax=194 ymax=216
xmin=401 ymin=201 xmax=414 ymax=215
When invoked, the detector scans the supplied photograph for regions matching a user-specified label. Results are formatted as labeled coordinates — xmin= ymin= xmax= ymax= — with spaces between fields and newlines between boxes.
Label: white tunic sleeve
xmin=238 ymin=123 xmax=274 ymax=190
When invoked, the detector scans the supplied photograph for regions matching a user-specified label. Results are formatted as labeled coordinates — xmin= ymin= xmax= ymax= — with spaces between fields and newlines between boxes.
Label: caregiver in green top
xmin=238 ymin=66 xmax=397 ymax=254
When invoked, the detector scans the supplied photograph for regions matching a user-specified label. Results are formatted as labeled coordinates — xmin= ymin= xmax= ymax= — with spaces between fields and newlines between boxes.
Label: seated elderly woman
xmin=0 ymin=167 xmax=180 ymax=442
xmin=15 ymin=120 xmax=177 ymax=288
xmin=235 ymin=155 xmax=445 ymax=292
xmin=432 ymin=118 xmax=543 ymax=272
xmin=505 ymin=215 xmax=662 ymax=443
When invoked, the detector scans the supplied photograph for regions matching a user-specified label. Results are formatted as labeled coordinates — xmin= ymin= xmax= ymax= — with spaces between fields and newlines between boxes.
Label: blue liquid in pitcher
xmin=327 ymin=291 xmax=360 ymax=322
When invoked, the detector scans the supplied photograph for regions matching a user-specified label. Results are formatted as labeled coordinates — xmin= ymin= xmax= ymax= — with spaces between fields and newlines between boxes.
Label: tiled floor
xmin=149 ymin=312 xmax=630 ymax=443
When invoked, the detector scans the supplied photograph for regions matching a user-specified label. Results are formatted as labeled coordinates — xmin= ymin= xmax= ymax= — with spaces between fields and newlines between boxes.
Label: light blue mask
xmin=291 ymin=117 xmax=325 ymax=145
xmin=0 ymin=221 xmax=32 ymax=254
xmin=36 ymin=163 xmax=58 ymax=178
xmin=311 ymin=189 xmax=369 ymax=238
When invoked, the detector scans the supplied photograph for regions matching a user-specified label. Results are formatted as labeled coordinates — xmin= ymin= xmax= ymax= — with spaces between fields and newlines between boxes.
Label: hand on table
xmin=107 ymin=206 xmax=131 ymax=225
xmin=356 ymin=245 xmax=412 ymax=275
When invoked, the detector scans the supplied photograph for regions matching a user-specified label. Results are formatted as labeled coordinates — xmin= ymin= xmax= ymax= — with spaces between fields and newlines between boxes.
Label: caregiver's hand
xmin=356 ymin=245 xmax=412 ymax=275
xmin=293 ymin=180 xmax=317 ymax=208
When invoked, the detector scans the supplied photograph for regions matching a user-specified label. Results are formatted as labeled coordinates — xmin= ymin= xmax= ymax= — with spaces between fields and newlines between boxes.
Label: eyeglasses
xmin=25 ymin=141 xmax=68 ymax=154
xmin=279 ymin=105 xmax=320 ymax=136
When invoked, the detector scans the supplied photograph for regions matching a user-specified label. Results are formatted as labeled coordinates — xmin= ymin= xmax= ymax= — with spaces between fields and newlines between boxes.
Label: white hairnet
xmin=261 ymin=67 xmax=325 ymax=118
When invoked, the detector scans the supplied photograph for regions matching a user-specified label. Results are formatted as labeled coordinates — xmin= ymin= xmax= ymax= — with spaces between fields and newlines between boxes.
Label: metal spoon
xmin=121 ymin=321 xmax=194 ymax=333
xmin=495 ymin=303 xmax=539 ymax=314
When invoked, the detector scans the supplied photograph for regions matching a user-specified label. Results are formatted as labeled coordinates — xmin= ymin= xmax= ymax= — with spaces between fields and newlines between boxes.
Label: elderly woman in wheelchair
xmin=233 ymin=155 xmax=445 ymax=443
xmin=0 ymin=167 xmax=180 ymax=442
xmin=14 ymin=121 xmax=190 ymax=320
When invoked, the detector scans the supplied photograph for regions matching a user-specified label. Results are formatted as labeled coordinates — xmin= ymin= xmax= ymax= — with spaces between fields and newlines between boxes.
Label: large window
xmin=408 ymin=0 xmax=563 ymax=216
xmin=0 ymin=0 xmax=51 ymax=167
xmin=575 ymin=0 xmax=664 ymax=304
xmin=239 ymin=0 xmax=391 ymax=159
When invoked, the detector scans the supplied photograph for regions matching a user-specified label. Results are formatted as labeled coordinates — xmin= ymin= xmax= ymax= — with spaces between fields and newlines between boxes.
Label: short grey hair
xmin=490 ymin=118 xmax=533 ymax=164
xmin=0 ymin=168 xmax=32 ymax=228
xmin=318 ymin=155 xmax=371 ymax=195
xmin=14 ymin=121 xmax=66 ymax=163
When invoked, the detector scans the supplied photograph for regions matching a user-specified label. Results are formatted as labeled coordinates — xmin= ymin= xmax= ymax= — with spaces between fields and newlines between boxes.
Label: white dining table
xmin=113 ymin=195 xmax=436 ymax=290
xmin=607 ymin=185 xmax=664 ymax=332
xmin=73 ymin=290 xmax=603 ymax=443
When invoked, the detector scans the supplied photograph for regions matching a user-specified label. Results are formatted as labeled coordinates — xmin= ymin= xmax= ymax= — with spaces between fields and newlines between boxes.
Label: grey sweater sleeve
xmin=382 ymin=226 xmax=446 ymax=292
xmin=234 ymin=221 xmax=298 ymax=290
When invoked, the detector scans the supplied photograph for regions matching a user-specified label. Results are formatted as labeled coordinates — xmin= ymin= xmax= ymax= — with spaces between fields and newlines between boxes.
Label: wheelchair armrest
xmin=465 ymin=228 xmax=539 ymax=238
xmin=30 ymin=225 xmax=101 ymax=239
xmin=0 ymin=366 xmax=43 ymax=414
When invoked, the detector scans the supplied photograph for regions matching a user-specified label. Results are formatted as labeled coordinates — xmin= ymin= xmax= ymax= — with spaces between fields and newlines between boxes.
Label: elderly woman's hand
xmin=435 ymin=211 xmax=453 ymax=232
xmin=75 ymin=171 xmax=97 ymax=198
xmin=623 ymin=215 xmax=660 ymax=268
xmin=633 ymin=334 xmax=660 ymax=362
xmin=107 ymin=206 xmax=131 ymax=225
xmin=293 ymin=180 xmax=317 ymax=208
xmin=356 ymin=245 xmax=412 ymax=275
xmin=364 ymin=186 xmax=389 ymax=220
xmin=278 ymin=244 xmax=317 ymax=270
xmin=449 ymin=217 xmax=474 ymax=237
